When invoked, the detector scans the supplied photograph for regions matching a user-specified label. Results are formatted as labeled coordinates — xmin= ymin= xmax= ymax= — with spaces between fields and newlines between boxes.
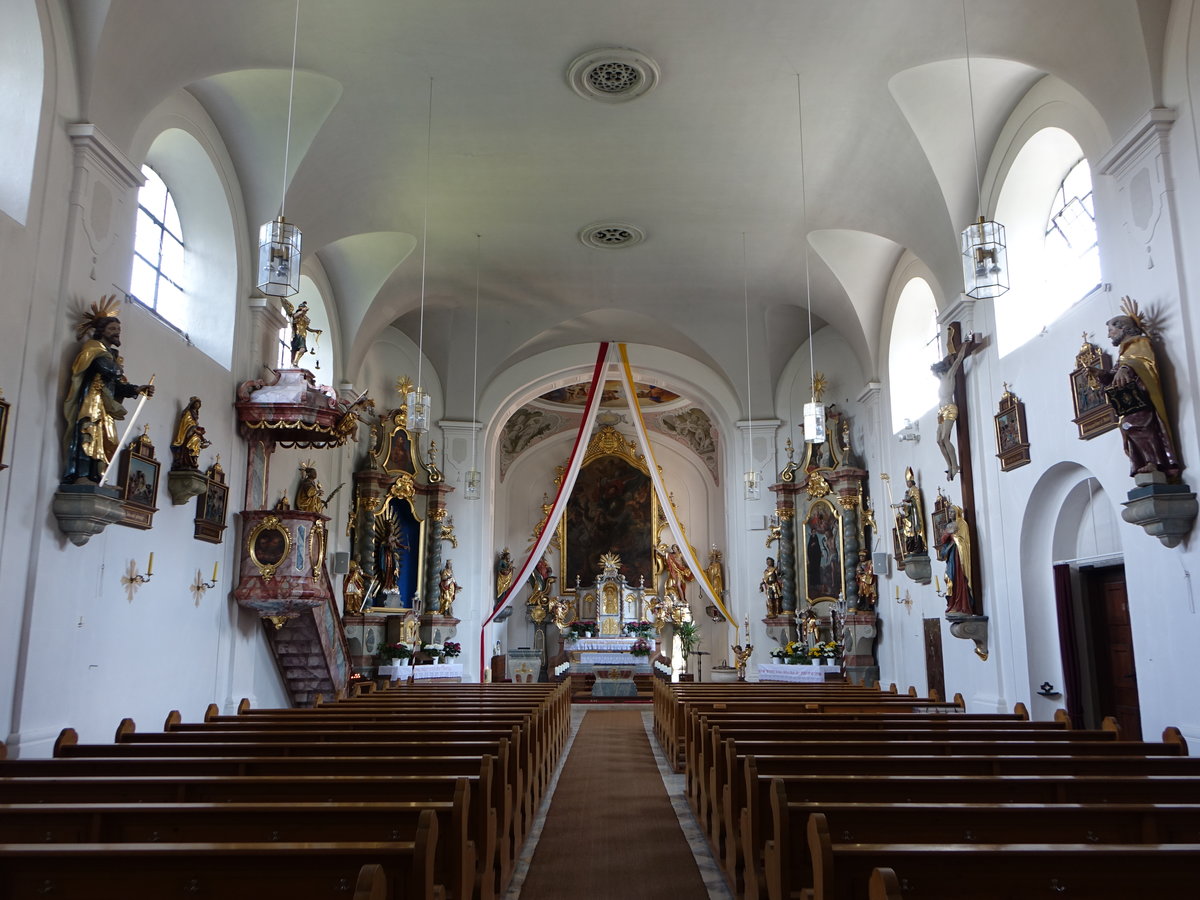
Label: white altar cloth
xmin=757 ymin=663 xmax=828 ymax=683
xmin=578 ymin=651 xmax=648 ymax=665
xmin=379 ymin=663 xmax=464 ymax=681
xmin=568 ymin=638 xmax=638 ymax=651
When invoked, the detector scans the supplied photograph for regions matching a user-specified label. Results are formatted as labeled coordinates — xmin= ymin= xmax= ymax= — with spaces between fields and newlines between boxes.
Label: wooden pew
xmin=737 ymin=770 xmax=1200 ymax=900
xmin=766 ymin=785 xmax=1200 ymax=900
xmin=0 ymin=790 xmax=473 ymax=900
xmin=802 ymin=813 xmax=1200 ymax=900
xmin=0 ymin=814 xmax=438 ymax=900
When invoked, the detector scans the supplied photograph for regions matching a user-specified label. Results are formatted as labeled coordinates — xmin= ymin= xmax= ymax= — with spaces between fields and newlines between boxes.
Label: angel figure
xmin=281 ymin=298 xmax=323 ymax=368
xmin=732 ymin=643 xmax=754 ymax=682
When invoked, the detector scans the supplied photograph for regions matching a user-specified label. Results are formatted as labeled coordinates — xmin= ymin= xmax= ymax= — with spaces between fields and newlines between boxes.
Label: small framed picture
xmin=994 ymin=384 xmax=1031 ymax=472
xmin=117 ymin=429 xmax=160 ymax=529
xmin=0 ymin=389 xmax=10 ymax=472
xmin=1070 ymin=337 xmax=1119 ymax=440
xmin=194 ymin=459 xmax=228 ymax=544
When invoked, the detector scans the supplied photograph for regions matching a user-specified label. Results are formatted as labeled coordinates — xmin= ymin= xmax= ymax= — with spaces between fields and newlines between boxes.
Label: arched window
xmin=0 ymin=0 xmax=43 ymax=225
xmin=1043 ymin=158 xmax=1100 ymax=304
xmin=888 ymin=277 xmax=940 ymax=432
xmin=131 ymin=165 xmax=187 ymax=326
xmin=994 ymin=129 xmax=1101 ymax=357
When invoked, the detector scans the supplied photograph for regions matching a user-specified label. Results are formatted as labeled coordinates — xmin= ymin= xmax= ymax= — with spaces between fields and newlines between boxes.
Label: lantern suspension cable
xmin=256 ymin=0 xmax=303 ymax=298
xmin=796 ymin=75 xmax=826 ymax=444
xmin=742 ymin=232 xmax=759 ymax=500
xmin=406 ymin=77 xmax=435 ymax=433
xmin=958 ymin=0 xmax=1009 ymax=300
xmin=465 ymin=233 xmax=482 ymax=500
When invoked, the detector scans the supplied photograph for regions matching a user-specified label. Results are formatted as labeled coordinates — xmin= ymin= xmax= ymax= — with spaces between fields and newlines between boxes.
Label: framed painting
xmin=801 ymin=497 xmax=843 ymax=603
xmin=378 ymin=412 xmax=416 ymax=476
xmin=194 ymin=461 xmax=228 ymax=543
xmin=560 ymin=429 xmax=656 ymax=591
xmin=117 ymin=430 xmax=160 ymax=529
xmin=247 ymin=514 xmax=291 ymax=581
xmin=0 ymin=388 xmax=9 ymax=472
xmin=994 ymin=384 xmax=1031 ymax=471
xmin=1070 ymin=338 xmax=1119 ymax=440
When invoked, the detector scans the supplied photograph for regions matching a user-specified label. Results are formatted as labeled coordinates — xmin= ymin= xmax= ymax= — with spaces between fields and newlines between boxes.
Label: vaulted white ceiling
xmin=68 ymin=0 xmax=1165 ymax=418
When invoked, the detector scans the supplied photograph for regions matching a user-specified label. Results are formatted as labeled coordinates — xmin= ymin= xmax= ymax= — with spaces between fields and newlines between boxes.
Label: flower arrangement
xmin=807 ymin=641 xmax=842 ymax=659
xmin=630 ymin=638 xmax=652 ymax=657
xmin=375 ymin=641 xmax=412 ymax=663
xmin=442 ymin=641 xmax=461 ymax=658
xmin=771 ymin=640 xmax=806 ymax=663
xmin=624 ymin=620 xmax=654 ymax=638
xmin=567 ymin=620 xmax=598 ymax=640
xmin=422 ymin=641 xmax=445 ymax=658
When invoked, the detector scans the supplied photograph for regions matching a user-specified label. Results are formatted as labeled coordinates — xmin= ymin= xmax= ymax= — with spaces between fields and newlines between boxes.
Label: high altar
xmin=564 ymin=554 xmax=654 ymax=679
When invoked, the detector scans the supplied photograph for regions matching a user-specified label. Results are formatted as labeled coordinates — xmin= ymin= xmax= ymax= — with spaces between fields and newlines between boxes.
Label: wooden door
xmin=923 ymin=618 xmax=945 ymax=702
xmin=1083 ymin=566 xmax=1141 ymax=740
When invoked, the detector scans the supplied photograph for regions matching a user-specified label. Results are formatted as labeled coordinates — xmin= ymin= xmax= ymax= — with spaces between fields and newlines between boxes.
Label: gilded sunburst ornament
xmin=599 ymin=552 xmax=622 ymax=572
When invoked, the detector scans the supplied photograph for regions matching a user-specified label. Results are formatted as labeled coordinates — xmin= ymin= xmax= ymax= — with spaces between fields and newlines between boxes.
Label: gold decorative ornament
xmin=308 ymin=520 xmax=327 ymax=581
xmin=806 ymin=471 xmax=832 ymax=498
xmin=780 ymin=437 xmax=798 ymax=483
xmin=247 ymin=515 xmax=292 ymax=581
xmin=776 ymin=507 xmax=795 ymax=521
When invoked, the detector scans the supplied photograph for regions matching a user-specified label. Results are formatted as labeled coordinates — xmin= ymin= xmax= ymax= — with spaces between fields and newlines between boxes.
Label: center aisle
xmin=514 ymin=709 xmax=714 ymax=900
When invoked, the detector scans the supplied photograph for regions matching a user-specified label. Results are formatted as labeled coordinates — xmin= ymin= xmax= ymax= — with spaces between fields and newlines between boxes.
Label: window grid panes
xmin=1044 ymin=158 xmax=1100 ymax=301
xmin=132 ymin=165 xmax=186 ymax=320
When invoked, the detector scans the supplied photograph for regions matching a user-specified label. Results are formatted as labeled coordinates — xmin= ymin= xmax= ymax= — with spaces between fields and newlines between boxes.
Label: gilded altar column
xmin=768 ymin=485 xmax=802 ymax=614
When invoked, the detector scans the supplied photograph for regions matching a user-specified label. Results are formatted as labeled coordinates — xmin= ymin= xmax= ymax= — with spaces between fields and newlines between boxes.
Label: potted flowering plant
xmin=630 ymin=637 xmax=651 ymax=657
xmin=442 ymin=641 xmax=461 ymax=659
xmin=624 ymin=620 xmax=654 ymax=638
xmin=770 ymin=640 xmax=805 ymax=663
xmin=422 ymin=642 xmax=445 ymax=662
xmin=568 ymin=621 xmax=598 ymax=640
xmin=375 ymin=642 xmax=412 ymax=665
xmin=807 ymin=641 xmax=842 ymax=664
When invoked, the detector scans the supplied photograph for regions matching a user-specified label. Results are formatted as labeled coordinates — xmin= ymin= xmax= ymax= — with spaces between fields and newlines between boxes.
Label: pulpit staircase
xmin=263 ymin=574 xmax=352 ymax=707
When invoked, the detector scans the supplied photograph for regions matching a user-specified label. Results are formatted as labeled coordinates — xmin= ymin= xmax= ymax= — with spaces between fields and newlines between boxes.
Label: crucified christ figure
xmin=931 ymin=339 xmax=971 ymax=481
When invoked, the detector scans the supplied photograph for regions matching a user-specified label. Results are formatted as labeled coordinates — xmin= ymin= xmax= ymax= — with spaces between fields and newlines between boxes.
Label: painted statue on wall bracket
xmin=891 ymin=466 xmax=932 ymax=585
xmin=1095 ymin=297 xmax=1181 ymax=479
xmin=170 ymin=397 xmax=210 ymax=471
xmin=935 ymin=496 xmax=976 ymax=616
xmin=62 ymin=296 xmax=156 ymax=485
xmin=760 ymin=556 xmax=783 ymax=616
xmin=1091 ymin=297 xmax=1197 ymax=548
xmin=280 ymin=298 xmax=322 ymax=368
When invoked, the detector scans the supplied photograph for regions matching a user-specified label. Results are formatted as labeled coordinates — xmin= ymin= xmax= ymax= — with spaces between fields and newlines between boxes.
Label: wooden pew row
xmin=766 ymin=787 xmax=1200 ymax=900
xmin=738 ymin=771 xmax=1200 ymax=900
xmin=67 ymin=727 xmax=534 ymax=864
xmin=0 ymin=821 xmax=437 ymax=900
xmin=1 ymin=766 xmax=503 ymax=899
xmin=0 ymin=790 xmax=473 ymax=900
xmin=705 ymin=729 xmax=1185 ymax=875
xmin=804 ymin=828 xmax=1200 ymax=900
xmin=685 ymin=708 xmax=1054 ymax=809
xmin=48 ymin=734 xmax=509 ymax=899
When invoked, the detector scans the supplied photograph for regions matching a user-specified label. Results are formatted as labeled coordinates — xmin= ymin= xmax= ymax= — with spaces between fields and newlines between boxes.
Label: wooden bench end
xmin=237 ymin=697 xmax=251 ymax=714
xmin=52 ymin=728 xmax=78 ymax=757
xmin=114 ymin=717 xmax=136 ymax=742
xmin=203 ymin=703 xmax=220 ymax=722
xmin=163 ymin=710 xmax=181 ymax=730
xmin=354 ymin=863 xmax=388 ymax=900
xmin=1163 ymin=725 xmax=1189 ymax=755
xmin=869 ymin=867 xmax=903 ymax=900
xmin=1013 ymin=702 xmax=1029 ymax=721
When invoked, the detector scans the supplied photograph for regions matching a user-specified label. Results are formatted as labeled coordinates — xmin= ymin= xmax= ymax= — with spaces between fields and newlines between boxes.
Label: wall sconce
xmin=122 ymin=554 xmax=154 ymax=590
xmin=190 ymin=562 xmax=219 ymax=603
xmin=897 ymin=419 xmax=920 ymax=443
xmin=933 ymin=574 xmax=945 ymax=599
xmin=895 ymin=584 xmax=912 ymax=613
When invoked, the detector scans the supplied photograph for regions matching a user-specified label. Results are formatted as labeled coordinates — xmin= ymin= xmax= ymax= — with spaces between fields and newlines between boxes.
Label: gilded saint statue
xmin=705 ymin=546 xmax=725 ymax=596
xmin=62 ymin=296 xmax=155 ymax=484
xmin=760 ymin=556 xmax=783 ymax=617
xmin=437 ymin=560 xmax=461 ymax=616
xmin=170 ymin=396 xmax=210 ymax=471
xmin=892 ymin=467 xmax=927 ymax=556
xmin=495 ymin=548 xmax=514 ymax=602
xmin=342 ymin=559 xmax=366 ymax=615
xmin=853 ymin=550 xmax=877 ymax=610
xmin=295 ymin=464 xmax=323 ymax=513
xmin=657 ymin=543 xmax=694 ymax=603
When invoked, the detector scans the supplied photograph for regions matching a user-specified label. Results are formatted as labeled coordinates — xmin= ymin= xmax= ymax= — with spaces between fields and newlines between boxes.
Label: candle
xmin=212 ymin=561 xmax=219 ymax=582
xmin=147 ymin=552 xmax=154 ymax=576
xmin=934 ymin=575 xmax=941 ymax=592
xmin=895 ymin=585 xmax=900 ymax=600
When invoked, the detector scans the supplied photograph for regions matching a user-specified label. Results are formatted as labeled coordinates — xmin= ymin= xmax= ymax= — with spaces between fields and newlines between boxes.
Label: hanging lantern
xmin=405 ymin=387 xmax=431 ymax=435
xmin=257 ymin=216 xmax=302 ymax=298
xmin=465 ymin=468 xmax=481 ymax=500
xmin=744 ymin=469 xmax=760 ymax=501
xmin=804 ymin=401 xmax=827 ymax=443
xmin=961 ymin=216 xmax=1008 ymax=300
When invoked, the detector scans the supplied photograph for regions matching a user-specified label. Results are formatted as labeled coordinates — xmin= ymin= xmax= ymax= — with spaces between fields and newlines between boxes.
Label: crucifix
xmin=931 ymin=322 xmax=982 ymax=483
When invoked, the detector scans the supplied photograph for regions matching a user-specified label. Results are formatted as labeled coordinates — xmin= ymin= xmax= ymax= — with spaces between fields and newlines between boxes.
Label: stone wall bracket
xmin=1121 ymin=473 xmax=1197 ymax=548
xmin=946 ymin=614 xmax=989 ymax=660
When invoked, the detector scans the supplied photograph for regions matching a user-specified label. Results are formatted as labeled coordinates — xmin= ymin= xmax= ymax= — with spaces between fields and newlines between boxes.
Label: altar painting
xmin=368 ymin=493 xmax=424 ymax=610
xmin=561 ymin=452 xmax=655 ymax=590
xmin=803 ymin=498 xmax=843 ymax=603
